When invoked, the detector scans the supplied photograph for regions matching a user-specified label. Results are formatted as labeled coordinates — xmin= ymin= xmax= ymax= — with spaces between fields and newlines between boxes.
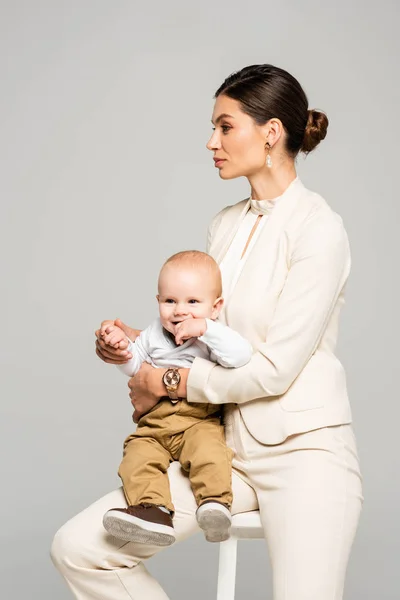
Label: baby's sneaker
xmin=196 ymin=501 xmax=232 ymax=542
xmin=103 ymin=504 xmax=175 ymax=546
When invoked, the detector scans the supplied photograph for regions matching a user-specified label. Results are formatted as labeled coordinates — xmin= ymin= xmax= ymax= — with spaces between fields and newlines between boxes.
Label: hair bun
xmin=301 ymin=109 xmax=329 ymax=153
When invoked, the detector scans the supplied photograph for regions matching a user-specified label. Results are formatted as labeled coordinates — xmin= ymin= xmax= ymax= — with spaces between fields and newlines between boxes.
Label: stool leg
xmin=217 ymin=537 xmax=238 ymax=600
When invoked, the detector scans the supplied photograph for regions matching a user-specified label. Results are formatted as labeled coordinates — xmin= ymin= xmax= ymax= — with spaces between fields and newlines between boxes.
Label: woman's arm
xmin=146 ymin=367 xmax=190 ymax=399
xmin=187 ymin=213 xmax=350 ymax=405
xmin=129 ymin=365 xmax=190 ymax=422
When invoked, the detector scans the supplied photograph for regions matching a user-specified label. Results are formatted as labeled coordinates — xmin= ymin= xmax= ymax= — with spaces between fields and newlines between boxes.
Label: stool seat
xmin=217 ymin=510 xmax=264 ymax=599
xmin=231 ymin=510 xmax=264 ymax=539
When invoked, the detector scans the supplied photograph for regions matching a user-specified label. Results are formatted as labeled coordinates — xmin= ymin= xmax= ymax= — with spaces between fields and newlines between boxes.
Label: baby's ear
xmin=156 ymin=295 xmax=160 ymax=302
xmin=212 ymin=296 xmax=224 ymax=318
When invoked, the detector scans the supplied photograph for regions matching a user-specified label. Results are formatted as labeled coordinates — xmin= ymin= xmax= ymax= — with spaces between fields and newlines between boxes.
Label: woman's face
xmin=207 ymin=94 xmax=268 ymax=179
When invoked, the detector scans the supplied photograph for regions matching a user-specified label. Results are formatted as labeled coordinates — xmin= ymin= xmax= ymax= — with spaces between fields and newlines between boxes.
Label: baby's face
xmin=157 ymin=264 xmax=222 ymax=336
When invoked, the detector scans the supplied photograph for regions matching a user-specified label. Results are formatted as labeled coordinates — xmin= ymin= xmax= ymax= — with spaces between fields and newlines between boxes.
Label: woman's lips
xmin=214 ymin=159 xmax=226 ymax=167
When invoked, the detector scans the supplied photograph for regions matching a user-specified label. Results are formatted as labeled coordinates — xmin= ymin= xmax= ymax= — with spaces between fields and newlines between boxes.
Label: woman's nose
xmin=206 ymin=131 xmax=220 ymax=151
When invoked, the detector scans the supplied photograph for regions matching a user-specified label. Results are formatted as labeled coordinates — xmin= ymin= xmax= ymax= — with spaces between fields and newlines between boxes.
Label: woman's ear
xmin=211 ymin=297 xmax=224 ymax=319
xmin=262 ymin=117 xmax=283 ymax=147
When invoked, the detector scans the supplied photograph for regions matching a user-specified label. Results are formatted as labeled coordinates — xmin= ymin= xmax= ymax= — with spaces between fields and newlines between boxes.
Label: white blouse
xmin=219 ymin=177 xmax=299 ymax=301
xmin=219 ymin=210 xmax=267 ymax=300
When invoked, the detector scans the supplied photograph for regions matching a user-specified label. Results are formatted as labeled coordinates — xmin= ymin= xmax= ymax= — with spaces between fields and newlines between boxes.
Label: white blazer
xmin=187 ymin=177 xmax=353 ymax=444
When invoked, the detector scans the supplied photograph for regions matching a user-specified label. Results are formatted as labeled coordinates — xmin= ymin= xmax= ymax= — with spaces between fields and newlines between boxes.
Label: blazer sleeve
xmin=187 ymin=210 xmax=351 ymax=405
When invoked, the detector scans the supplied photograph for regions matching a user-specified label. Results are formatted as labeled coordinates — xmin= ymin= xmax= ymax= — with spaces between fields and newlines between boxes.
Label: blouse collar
xmin=249 ymin=176 xmax=299 ymax=216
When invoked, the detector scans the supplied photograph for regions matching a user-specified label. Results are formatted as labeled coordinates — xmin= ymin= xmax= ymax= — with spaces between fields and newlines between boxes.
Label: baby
xmin=101 ymin=250 xmax=253 ymax=546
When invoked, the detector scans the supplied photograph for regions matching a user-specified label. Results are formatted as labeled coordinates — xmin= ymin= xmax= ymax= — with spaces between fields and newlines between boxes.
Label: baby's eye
xmin=188 ymin=299 xmax=199 ymax=304
xmin=165 ymin=299 xmax=175 ymax=303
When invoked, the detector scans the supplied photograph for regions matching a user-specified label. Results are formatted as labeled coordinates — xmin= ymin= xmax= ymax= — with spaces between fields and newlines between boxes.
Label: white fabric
xmin=220 ymin=179 xmax=294 ymax=302
xmin=187 ymin=177 xmax=354 ymax=444
xmin=249 ymin=176 xmax=299 ymax=215
xmin=219 ymin=211 xmax=267 ymax=300
xmin=50 ymin=176 xmax=362 ymax=599
xmin=117 ymin=317 xmax=253 ymax=377
xmin=51 ymin=420 xmax=362 ymax=600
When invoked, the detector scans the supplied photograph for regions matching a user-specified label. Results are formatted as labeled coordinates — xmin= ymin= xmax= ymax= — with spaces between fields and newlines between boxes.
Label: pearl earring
xmin=265 ymin=141 xmax=272 ymax=168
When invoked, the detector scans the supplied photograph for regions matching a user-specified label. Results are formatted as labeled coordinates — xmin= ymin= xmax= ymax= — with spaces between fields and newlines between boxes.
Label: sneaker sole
xmin=103 ymin=511 xmax=175 ymax=546
xmin=197 ymin=509 xmax=231 ymax=543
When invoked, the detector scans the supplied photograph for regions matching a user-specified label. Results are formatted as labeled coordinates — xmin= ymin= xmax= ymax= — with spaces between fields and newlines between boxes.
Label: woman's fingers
xmin=100 ymin=319 xmax=115 ymax=329
xmin=98 ymin=320 xmax=115 ymax=337
xmin=115 ymin=319 xmax=134 ymax=338
xmin=95 ymin=340 xmax=131 ymax=364
xmin=95 ymin=345 xmax=123 ymax=364
xmin=115 ymin=319 xmax=141 ymax=343
xmin=103 ymin=332 xmax=122 ymax=346
xmin=97 ymin=335 xmax=129 ymax=355
xmin=95 ymin=346 xmax=121 ymax=364
xmin=128 ymin=379 xmax=136 ymax=405
xmin=95 ymin=319 xmax=134 ymax=364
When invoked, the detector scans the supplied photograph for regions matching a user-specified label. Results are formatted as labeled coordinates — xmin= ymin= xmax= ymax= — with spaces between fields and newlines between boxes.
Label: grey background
xmin=1 ymin=1 xmax=399 ymax=598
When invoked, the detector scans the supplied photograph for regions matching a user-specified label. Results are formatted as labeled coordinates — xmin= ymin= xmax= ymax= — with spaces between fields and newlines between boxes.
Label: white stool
xmin=217 ymin=510 xmax=264 ymax=599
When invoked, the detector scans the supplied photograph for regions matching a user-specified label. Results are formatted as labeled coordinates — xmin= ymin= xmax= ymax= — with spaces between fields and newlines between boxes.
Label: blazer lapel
xmin=211 ymin=200 xmax=250 ymax=265
xmin=219 ymin=178 xmax=306 ymax=321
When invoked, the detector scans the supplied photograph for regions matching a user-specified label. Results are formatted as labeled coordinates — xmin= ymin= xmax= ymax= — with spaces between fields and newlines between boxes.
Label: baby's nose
xmin=174 ymin=304 xmax=188 ymax=315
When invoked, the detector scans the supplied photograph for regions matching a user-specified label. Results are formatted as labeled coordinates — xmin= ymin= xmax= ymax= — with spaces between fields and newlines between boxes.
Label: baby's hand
xmin=174 ymin=318 xmax=207 ymax=346
xmin=101 ymin=325 xmax=130 ymax=349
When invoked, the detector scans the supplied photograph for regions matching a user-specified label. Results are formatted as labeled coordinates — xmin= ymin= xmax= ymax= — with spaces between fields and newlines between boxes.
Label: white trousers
xmin=51 ymin=407 xmax=363 ymax=600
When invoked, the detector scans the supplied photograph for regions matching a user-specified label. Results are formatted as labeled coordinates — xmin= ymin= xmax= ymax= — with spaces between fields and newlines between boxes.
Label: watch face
xmin=163 ymin=369 xmax=180 ymax=387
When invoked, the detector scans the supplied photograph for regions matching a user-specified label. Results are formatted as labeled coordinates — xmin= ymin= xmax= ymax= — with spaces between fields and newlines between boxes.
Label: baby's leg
xmin=104 ymin=435 xmax=175 ymax=545
xmin=178 ymin=418 xmax=234 ymax=542
xmin=51 ymin=462 xmax=257 ymax=600
xmin=118 ymin=434 xmax=174 ymax=511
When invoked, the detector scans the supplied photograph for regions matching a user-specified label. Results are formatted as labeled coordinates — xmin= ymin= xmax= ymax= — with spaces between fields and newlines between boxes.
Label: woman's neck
xmin=249 ymin=161 xmax=297 ymax=201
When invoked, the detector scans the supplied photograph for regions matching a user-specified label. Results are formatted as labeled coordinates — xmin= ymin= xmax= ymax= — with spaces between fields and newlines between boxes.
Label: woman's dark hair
xmin=214 ymin=64 xmax=328 ymax=155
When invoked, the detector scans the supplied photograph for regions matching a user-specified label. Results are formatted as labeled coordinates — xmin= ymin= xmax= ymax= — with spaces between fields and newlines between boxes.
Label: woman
xmin=51 ymin=64 xmax=363 ymax=600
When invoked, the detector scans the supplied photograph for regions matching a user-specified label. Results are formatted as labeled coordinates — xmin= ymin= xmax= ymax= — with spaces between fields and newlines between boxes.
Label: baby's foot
xmin=103 ymin=504 xmax=175 ymax=546
xmin=196 ymin=501 xmax=232 ymax=542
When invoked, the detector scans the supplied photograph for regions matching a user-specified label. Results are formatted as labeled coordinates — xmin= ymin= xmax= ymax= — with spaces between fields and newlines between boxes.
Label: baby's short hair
xmin=160 ymin=250 xmax=222 ymax=297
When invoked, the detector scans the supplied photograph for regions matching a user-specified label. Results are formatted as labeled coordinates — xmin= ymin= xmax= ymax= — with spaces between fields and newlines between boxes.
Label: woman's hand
xmin=128 ymin=362 xmax=164 ymax=423
xmin=95 ymin=318 xmax=141 ymax=364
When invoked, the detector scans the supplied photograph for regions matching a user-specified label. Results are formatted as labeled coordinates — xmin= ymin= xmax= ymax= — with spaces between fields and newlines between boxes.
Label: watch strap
xmin=163 ymin=368 xmax=181 ymax=404
xmin=166 ymin=387 xmax=179 ymax=402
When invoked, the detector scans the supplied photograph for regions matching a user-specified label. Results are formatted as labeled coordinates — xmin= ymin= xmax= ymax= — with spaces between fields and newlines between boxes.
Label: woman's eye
xmin=211 ymin=125 xmax=230 ymax=133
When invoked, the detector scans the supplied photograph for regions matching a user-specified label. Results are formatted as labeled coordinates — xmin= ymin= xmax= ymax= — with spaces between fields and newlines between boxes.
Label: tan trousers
xmin=119 ymin=399 xmax=233 ymax=512
xmin=51 ymin=406 xmax=363 ymax=600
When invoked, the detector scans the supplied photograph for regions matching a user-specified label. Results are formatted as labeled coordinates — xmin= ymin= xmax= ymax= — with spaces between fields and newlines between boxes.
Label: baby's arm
xmin=116 ymin=324 xmax=153 ymax=377
xmin=198 ymin=319 xmax=253 ymax=368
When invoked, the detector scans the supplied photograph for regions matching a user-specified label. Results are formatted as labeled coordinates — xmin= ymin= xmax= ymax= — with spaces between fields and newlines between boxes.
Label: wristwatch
xmin=162 ymin=368 xmax=181 ymax=404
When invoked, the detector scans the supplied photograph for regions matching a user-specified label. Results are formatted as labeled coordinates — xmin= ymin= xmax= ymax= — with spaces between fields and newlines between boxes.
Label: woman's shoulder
xmin=211 ymin=197 xmax=248 ymax=221
xmin=288 ymin=184 xmax=350 ymax=259
xmin=291 ymin=181 xmax=346 ymax=233
xmin=208 ymin=180 xmax=346 ymax=239
xmin=206 ymin=198 xmax=247 ymax=246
